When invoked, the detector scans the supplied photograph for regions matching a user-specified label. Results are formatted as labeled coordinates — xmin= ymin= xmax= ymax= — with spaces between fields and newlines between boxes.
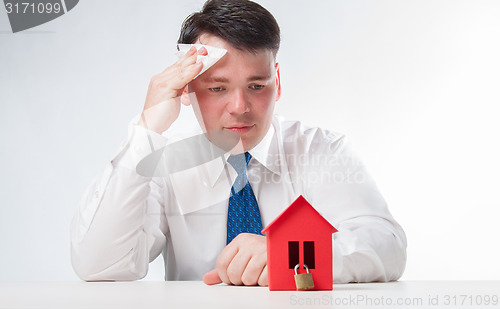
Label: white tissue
xmin=176 ymin=44 xmax=227 ymax=79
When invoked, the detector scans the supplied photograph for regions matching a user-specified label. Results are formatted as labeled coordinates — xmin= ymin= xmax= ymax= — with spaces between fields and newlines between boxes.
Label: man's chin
xmin=206 ymin=129 xmax=260 ymax=154
xmin=206 ymin=129 xmax=243 ymax=153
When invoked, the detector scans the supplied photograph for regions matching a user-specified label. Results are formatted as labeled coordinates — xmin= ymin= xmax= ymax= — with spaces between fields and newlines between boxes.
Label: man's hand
xmin=203 ymin=233 xmax=268 ymax=286
xmin=138 ymin=46 xmax=207 ymax=134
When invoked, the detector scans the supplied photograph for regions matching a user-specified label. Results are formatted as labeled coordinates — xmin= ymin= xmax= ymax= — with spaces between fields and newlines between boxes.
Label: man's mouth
xmin=224 ymin=124 xmax=255 ymax=134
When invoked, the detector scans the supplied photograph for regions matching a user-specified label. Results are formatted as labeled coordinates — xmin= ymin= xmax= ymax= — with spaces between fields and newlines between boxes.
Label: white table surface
xmin=0 ymin=281 xmax=499 ymax=309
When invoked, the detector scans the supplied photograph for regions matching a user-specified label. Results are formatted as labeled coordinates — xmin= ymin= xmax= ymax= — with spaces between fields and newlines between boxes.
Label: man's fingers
xmin=197 ymin=46 xmax=208 ymax=56
xmin=176 ymin=52 xmax=204 ymax=87
xmin=181 ymin=60 xmax=203 ymax=81
xmin=179 ymin=45 xmax=198 ymax=64
xmin=181 ymin=46 xmax=207 ymax=72
xmin=155 ymin=46 xmax=207 ymax=94
xmin=257 ymin=265 xmax=269 ymax=287
xmin=156 ymin=59 xmax=201 ymax=96
xmin=179 ymin=46 xmax=207 ymax=67
xmin=225 ymin=250 xmax=251 ymax=285
xmin=160 ymin=46 xmax=195 ymax=74
xmin=240 ymin=251 xmax=266 ymax=286
xmin=203 ymin=269 xmax=223 ymax=285
xmin=216 ymin=242 xmax=239 ymax=285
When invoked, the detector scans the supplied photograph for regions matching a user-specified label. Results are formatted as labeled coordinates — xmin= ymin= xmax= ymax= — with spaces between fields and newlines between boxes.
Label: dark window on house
xmin=288 ymin=241 xmax=299 ymax=269
xmin=304 ymin=241 xmax=315 ymax=269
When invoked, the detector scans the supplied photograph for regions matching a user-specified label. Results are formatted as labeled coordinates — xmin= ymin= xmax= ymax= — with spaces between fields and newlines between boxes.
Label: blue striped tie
xmin=226 ymin=152 xmax=263 ymax=244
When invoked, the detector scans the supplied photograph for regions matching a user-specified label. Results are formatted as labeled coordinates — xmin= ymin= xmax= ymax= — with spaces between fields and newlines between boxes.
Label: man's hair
xmin=178 ymin=0 xmax=280 ymax=55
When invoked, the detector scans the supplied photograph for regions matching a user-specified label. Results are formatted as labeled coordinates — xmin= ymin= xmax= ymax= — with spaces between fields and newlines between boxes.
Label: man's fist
xmin=203 ymin=233 xmax=268 ymax=286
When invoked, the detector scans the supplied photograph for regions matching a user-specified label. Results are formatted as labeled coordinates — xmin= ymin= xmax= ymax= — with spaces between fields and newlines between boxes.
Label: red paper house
xmin=262 ymin=195 xmax=338 ymax=291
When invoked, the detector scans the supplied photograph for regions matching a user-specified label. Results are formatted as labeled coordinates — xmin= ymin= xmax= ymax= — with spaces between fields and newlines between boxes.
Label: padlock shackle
xmin=294 ymin=263 xmax=310 ymax=275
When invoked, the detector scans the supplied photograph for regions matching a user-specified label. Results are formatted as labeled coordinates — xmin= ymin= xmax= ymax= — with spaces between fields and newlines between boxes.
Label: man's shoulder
xmin=273 ymin=115 xmax=347 ymax=153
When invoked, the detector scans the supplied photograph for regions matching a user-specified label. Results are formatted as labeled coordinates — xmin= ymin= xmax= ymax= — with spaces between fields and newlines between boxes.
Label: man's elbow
xmin=384 ymin=243 xmax=407 ymax=282
xmin=71 ymin=247 xmax=148 ymax=281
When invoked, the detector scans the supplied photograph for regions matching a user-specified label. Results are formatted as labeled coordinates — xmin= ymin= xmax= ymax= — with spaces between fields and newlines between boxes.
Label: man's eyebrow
xmin=200 ymin=74 xmax=272 ymax=83
xmin=247 ymin=74 xmax=271 ymax=82
xmin=200 ymin=76 xmax=229 ymax=83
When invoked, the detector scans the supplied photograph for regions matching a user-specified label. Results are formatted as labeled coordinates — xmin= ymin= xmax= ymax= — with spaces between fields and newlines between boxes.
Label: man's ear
xmin=275 ymin=62 xmax=281 ymax=101
xmin=180 ymin=85 xmax=191 ymax=106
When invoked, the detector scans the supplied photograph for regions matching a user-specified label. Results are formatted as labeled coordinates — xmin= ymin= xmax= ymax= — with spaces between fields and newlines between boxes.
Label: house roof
xmin=262 ymin=195 xmax=338 ymax=234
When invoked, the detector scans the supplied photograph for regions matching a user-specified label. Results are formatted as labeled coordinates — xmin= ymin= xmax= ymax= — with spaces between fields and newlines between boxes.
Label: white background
xmin=1 ymin=0 xmax=499 ymax=282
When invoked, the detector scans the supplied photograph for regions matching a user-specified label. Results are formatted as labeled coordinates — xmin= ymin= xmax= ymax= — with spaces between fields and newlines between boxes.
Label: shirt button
xmin=94 ymin=190 xmax=100 ymax=199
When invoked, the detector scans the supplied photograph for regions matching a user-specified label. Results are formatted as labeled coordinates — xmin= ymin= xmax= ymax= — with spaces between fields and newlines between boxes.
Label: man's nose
xmin=226 ymin=89 xmax=250 ymax=114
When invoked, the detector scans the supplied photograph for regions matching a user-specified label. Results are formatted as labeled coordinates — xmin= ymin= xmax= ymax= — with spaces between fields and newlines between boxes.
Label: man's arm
xmin=71 ymin=46 xmax=207 ymax=281
xmin=280 ymin=124 xmax=406 ymax=284
xmin=70 ymin=123 xmax=171 ymax=281
xmin=333 ymin=215 xmax=406 ymax=283
xmin=306 ymin=134 xmax=407 ymax=283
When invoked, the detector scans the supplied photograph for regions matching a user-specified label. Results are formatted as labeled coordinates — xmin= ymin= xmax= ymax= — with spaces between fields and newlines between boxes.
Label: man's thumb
xmin=203 ymin=269 xmax=223 ymax=285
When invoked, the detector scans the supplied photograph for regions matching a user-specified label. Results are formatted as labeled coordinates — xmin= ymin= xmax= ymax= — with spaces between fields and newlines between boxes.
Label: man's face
xmin=188 ymin=34 xmax=281 ymax=152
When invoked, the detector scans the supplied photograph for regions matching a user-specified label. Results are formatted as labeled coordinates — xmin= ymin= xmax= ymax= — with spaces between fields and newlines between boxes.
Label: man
xmin=71 ymin=0 xmax=406 ymax=286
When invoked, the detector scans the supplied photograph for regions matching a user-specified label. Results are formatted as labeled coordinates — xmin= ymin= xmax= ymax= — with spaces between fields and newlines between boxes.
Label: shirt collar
xmin=248 ymin=124 xmax=280 ymax=176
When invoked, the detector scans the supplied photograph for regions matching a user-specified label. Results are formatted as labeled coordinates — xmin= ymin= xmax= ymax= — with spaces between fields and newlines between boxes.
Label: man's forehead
xmin=199 ymin=55 xmax=275 ymax=83
xmin=196 ymin=33 xmax=276 ymax=61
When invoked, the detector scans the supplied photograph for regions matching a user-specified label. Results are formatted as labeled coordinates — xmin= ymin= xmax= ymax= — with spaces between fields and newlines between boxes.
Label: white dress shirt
xmin=71 ymin=114 xmax=407 ymax=283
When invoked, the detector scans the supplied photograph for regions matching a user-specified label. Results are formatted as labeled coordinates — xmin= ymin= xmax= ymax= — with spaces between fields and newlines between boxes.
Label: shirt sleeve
xmin=70 ymin=118 xmax=169 ymax=281
xmin=327 ymin=136 xmax=406 ymax=283
xmin=286 ymin=125 xmax=407 ymax=283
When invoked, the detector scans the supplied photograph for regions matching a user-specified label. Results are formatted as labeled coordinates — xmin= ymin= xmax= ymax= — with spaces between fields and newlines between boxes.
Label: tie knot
xmin=227 ymin=152 xmax=251 ymax=176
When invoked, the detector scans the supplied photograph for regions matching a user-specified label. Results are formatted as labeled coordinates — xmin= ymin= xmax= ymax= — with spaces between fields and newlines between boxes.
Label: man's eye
xmin=209 ymin=87 xmax=224 ymax=92
xmin=250 ymin=84 xmax=265 ymax=90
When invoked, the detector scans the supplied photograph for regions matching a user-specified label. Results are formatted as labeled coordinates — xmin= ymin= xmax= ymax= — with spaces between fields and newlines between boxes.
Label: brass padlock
xmin=294 ymin=264 xmax=314 ymax=291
